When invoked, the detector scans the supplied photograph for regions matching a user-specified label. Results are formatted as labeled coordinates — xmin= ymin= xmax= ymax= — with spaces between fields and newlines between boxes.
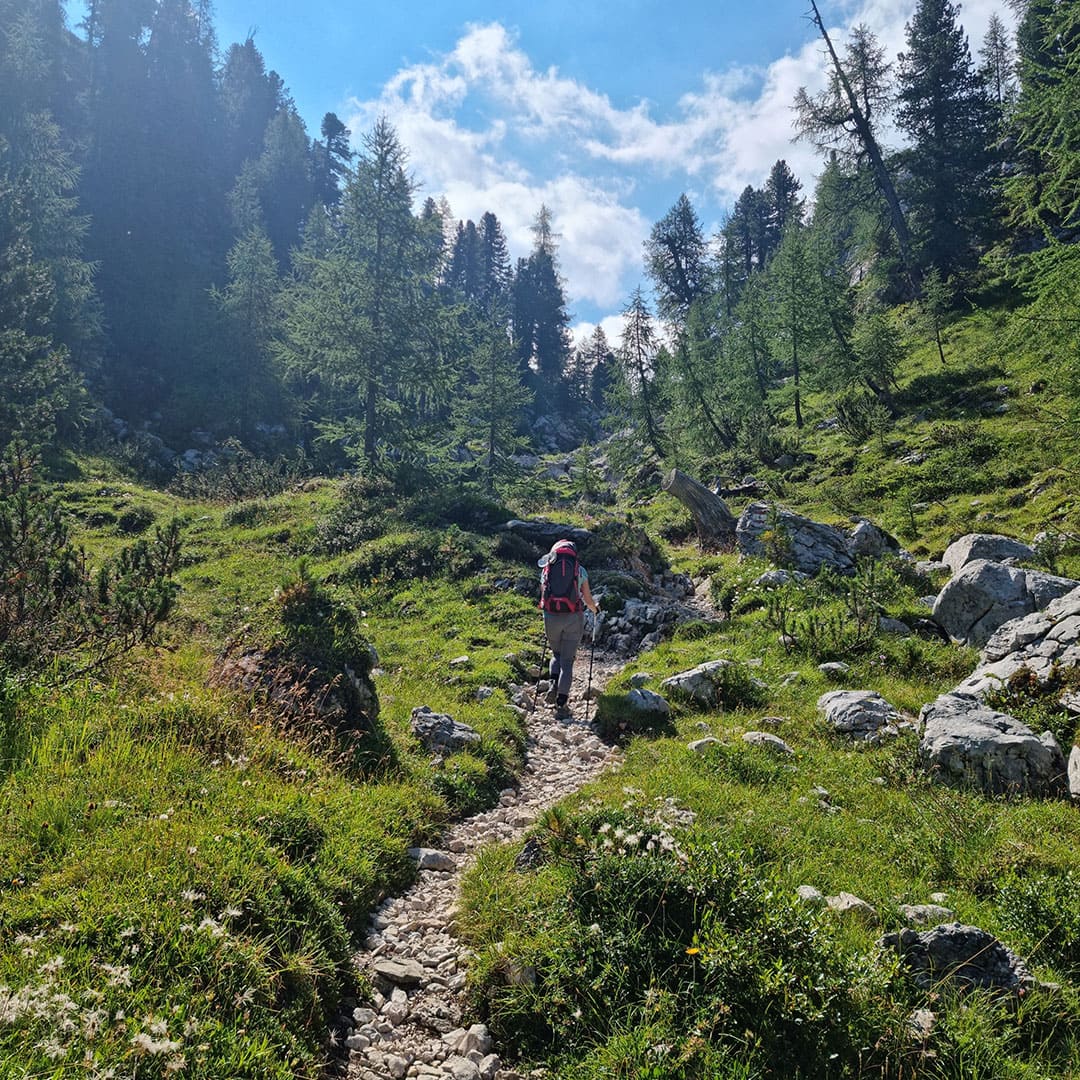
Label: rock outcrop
xmin=879 ymin=923 xmax=1034 ymax=995
xmin=931 ymin=559 xmax=1079 ymax=647
xmin=411 ymin=707 xmax=482 ymax=755
xmin=954 ymin=585 xmax=1080 ymax=698
xmin=941 ymin=533 xmax=1037 ymax=575
xmin=918 ymin=693 xmax=1068 ymax=797
xmin=735 ymin=503 xmax=900 ymax=576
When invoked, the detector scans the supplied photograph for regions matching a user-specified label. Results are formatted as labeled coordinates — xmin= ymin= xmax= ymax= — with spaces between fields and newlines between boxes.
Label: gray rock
xmin=629 ymin=672 xmax=653 ymax=688
xmin=742 ymin=731 xmax=794 ymax=755
xmin=819 ymin=690 xmax=902 ymax=740
xmin=662 ymin=660 xmax=739 ymax=707
xmin=827 ymin=892 xmax=877 ymax=922
xmin=736 ymin=501 xmax=856 ymax=576
xmin=687 ymin=737 xmax=720 ymax=753
xmin=818 ymin=661 xmax=850 ymax=677
xmin=408 ymin=847 xmax=457 ymax=872
xmin=848 ymin=519 xmax=897 ymax=559
xmin=1070 ymin=746 xmax=1080 ymax=800
xmin=916 ymin=561 xmax=948 ymax=576
xmin=899 ymin=904 xmax=955 ymax=926
xmin=410 ymin=706 xmax=481 ymax=753
xmin=626 ymin=688 xmax=671 ymax=715
xmin=932 ymin=559 xmax=1079 ymax=647
xmin=942 ymin=534 xmax=1037 ymax=575
xmin=918 ymin=693 xmax=1068 ymax=797
xmin=879 ymin=617 xmax=912 ymax=636
xmin=879 ymin=923 xmax=1033 ymax=994
xmin=796 ymin=885 xmax=825 ymax=907
xmin=373 ymin=958 xmax=427 ymax=987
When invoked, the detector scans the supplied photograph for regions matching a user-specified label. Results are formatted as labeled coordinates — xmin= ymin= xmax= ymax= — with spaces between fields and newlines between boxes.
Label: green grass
xmin=6 ymin=303 xmax=1080 ymax=1077
xmin=458 ymin=537 xmax=1080 ymax=1079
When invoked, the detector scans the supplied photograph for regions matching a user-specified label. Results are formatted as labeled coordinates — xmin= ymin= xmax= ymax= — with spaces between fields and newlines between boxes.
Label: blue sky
xmin=83 ymin=1 xmax=1015 ymax=343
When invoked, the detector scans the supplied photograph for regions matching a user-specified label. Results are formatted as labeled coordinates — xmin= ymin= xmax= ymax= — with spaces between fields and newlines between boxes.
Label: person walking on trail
xmin=538 ymin=539 xmax=599 ymax=720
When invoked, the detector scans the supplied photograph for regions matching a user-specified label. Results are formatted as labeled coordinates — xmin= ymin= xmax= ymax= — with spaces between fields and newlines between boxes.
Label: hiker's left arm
xmin=581 ymin=577 xmax=599 ymax=614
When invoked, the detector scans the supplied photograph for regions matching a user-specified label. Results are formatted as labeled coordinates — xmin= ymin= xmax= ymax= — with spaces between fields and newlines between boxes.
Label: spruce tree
xmin=896 ymin=0 xmax=998 ymax=277
xmin=645 ymin=194 xmax=709 ymax=323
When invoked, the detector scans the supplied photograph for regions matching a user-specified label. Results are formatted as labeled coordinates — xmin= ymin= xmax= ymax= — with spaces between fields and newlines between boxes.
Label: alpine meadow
xmin=4 ymin=2 xmax=1080 ymax=1079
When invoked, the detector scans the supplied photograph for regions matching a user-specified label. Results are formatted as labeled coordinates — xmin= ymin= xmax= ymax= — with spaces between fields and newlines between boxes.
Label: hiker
xmin=538 ymin=539 xmax=599 ymax=719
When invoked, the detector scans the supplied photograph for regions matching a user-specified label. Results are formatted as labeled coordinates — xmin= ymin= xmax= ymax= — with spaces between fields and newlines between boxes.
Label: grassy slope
xmin=2 ymin=306 xmax=1078 ymax=1077
xmin=0 ymin=477 xmax=544 ymax=1076
xmin=457 ymin=311 xmax=1080 ymax=1079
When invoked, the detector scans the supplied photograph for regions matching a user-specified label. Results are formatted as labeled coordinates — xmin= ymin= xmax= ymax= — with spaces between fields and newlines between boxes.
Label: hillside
xmin=2 ymin=311 xmax=1079 ymax=1078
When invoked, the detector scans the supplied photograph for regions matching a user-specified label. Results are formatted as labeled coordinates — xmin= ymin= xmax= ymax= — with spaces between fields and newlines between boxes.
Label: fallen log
xmin=662 ymin=468 xmax=737 ymax=548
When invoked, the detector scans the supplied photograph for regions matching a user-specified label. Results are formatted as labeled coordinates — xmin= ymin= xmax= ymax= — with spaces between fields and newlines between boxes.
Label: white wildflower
xmin=37 ymin=955 xmax=65 ymax=976
xmin=164 ymin=1056 xmax=187 ymax=1074
xmin=221 ymin=906 xmax=242 ymax=920
xmin=99 ymin=964 xmax=132 ymax=987
xmin=197 ymin=918 xmax=224 ymax=938
xmin=119 ymin=926 xmax=137 ymax=939
xmin=180 ymin=890 xmax=205 ymax=904
xmin=131 ymin=1032 xmax=182 ymax=1056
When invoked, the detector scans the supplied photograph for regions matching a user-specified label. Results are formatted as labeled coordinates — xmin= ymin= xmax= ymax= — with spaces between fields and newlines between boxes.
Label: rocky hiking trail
xmin=338 ymin=650 xmax=627 ymax=1080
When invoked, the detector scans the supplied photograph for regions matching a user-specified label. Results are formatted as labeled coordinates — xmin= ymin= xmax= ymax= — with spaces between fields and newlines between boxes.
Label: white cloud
xmin=343 ymin=3 xmax=1016 ymax=320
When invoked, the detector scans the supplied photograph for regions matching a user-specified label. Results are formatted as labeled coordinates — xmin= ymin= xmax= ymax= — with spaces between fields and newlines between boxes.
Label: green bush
xmin=997 ymin=869 xmax=1080 ymax=975
xmin=0 ymin=445 xmax=183 ymax=678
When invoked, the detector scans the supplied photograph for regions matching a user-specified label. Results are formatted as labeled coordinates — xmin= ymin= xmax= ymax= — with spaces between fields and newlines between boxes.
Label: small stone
xmin=900 ymin=904 xmax=955 ymax=927
xmin=373 ymin=958 xmax=426 ymax=987
xmin=687 ymin=737 xmax=720 ymax=753
xmin=408 ymin=848 xmax=457 ymax=872
xmin=818 ymin=661 xmax=850 ymax=677
xmin=796 ymin=885 xmax=825 ymax=907
xmin=827 ymin=892 xmax=878 ymax=922
xmin=742 ymin=731 xmax=793 ymax=755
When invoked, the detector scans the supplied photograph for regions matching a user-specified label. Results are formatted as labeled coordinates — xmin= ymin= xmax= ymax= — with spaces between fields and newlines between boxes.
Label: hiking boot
xmin=544 ymin=684 xmax=559 ymax=706
xmin=555 ymin=703 xmax=573 ymax=721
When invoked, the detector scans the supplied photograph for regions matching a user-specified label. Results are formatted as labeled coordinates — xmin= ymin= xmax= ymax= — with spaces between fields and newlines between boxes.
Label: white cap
xmin=537 ymin=539 xmax=576 ymax=568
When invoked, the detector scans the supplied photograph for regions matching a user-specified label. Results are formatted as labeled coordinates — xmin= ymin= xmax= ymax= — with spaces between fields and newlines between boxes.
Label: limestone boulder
xmin=953 ymin=586 xmax=1080 ymax=699
xmin=736 ymin=502 xmax=854 ymax=576
xmin=918 ymin=693 xmax=1067 ymax=797
xmin=819 ymin=690 xmax=904 ymax=741
xmin=931 ymin=559 xmax=1079 ymax=647
xmin=942 ymin=533 xmax=1036 ymax=575
xmin=662 ymin=660 xmax=739 ymax=708
xmin=411 ymin=706 xmax=481 ymax=754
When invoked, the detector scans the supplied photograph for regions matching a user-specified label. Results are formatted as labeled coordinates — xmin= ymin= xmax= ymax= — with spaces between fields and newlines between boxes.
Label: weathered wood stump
xmin=661 ymin=468 xmax=737 ymax=548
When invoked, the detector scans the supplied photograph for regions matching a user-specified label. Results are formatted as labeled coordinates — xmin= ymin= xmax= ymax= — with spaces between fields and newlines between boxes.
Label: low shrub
xmin=467 ymin=822 xmax=896 ymax=1075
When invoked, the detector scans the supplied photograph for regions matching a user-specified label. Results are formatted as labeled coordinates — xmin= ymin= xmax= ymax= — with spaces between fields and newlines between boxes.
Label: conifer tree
xmin=646 ymin=194 xmax=709 ymax=323
xmin=612 ymin=289 xmax=667 ymax=459
xmin=896 ymin=0 xmax=997 ymax=277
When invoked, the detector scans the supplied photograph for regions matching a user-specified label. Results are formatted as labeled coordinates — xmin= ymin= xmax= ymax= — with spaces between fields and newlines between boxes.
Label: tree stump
xmin=661 ymin=469 xmax=737 ymax=548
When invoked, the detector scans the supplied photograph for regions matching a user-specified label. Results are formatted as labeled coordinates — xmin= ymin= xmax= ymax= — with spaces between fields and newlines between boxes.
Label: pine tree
xmin=764 ymin=222 xmax=825 ymax=429
xmin=1007 ymin=2 xmax=1080 ymax=238
xmin=0 ymin=0 xmax=93 ymax=447
xmin=612 ymin=289 xmax=667 ymax=459
xmin=762 ymin=160 xmax=805 ymax=264
xmin=645 ymin=194 xmax=709 ymax=323
xmin=512 ymin=205 xmax=571 ymax=393
xmin=796 ymin=9 xmax=916 ymax=286
xmin=896 ymin=0 xmax=998 ymax=276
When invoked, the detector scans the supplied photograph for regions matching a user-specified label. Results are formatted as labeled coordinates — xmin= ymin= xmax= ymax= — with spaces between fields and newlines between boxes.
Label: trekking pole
xmin=583 ymin=612 xmax=598 ymax=726
xmin=532 ymin=628 xmax=548 ymax=713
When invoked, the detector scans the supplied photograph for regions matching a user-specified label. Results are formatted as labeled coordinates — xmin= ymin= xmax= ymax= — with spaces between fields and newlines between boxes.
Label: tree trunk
xmin=662 ymin=469 xmax=738 ymax=548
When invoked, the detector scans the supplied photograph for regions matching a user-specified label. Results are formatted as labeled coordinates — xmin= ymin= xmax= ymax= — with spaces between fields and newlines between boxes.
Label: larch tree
xmin=796 ymin=8 xmax=917 ymax=286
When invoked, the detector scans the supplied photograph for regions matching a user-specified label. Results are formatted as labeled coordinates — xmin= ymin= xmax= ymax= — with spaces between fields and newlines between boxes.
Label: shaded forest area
xmin=2 ymin=0 xmax=1078 ymax=491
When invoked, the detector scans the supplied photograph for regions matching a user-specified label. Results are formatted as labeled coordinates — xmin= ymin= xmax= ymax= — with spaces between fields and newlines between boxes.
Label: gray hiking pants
xmin=543 ymin=610 xmax=585 ymax=697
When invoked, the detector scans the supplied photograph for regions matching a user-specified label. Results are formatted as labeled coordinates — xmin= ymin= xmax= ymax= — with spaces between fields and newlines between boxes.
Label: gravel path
xmin=340 ymin=651 xmax=626 ymax=1080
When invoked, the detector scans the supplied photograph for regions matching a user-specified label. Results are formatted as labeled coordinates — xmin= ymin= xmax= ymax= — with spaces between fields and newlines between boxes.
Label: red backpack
xmin=541 ymin=545 xmax=583 ymax=613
